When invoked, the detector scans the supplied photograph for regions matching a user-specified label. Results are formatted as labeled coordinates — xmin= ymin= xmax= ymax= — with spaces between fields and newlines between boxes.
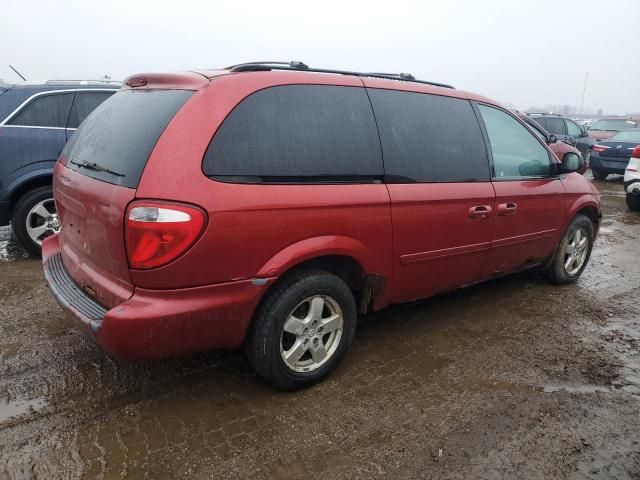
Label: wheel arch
xmin=254 ymin=235 xmax=389 ymax=315
xmin=7 ymin=173 xmax=53 ymax=214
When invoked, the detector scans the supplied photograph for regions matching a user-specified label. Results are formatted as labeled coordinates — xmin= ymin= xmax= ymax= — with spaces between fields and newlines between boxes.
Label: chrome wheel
xmin=280 ymin=295 xmax=344 ymax=373
xmin=564 ymin=227 xmax=589 ymax=276
xmin=26 ymin=199 xmax=59 ymax=246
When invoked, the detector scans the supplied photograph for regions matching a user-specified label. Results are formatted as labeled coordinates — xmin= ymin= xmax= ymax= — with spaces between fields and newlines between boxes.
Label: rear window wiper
xmin=70 ymin=159 xmax=125 ymax=177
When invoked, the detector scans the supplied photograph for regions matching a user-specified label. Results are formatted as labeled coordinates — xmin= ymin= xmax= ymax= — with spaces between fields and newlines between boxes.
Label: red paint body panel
xmin=387 ymin=183 xmax=495 ymax=302
xmin=42 ymin=233 xmax=272 ymax=358
xmin=483 ymin=179 xmax=565 ymax=276
xmin=44 ymin=68 xmax=602 ymax=362
xmin=53 ymin=163 xmax=135 ymax=308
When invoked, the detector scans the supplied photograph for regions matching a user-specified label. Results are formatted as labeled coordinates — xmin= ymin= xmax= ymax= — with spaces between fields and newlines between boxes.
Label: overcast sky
xmin=1 ymin=0 xmax=638 ymax=115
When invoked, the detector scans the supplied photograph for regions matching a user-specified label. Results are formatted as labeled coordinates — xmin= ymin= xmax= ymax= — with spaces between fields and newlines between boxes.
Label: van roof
xmin=123 ymin=62 xmax=499 ymax=106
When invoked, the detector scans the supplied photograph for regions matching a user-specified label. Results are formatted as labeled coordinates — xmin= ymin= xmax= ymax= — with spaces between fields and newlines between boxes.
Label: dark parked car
xmin=528 ymin=114 xmax=594 ymax=162
xmin=587 ymin=118 xmax=637 ymax=142
xmin=43 ymin=62 xmax=599 ymax=390
xmin=590 ymin=128 xmax=640 ymax=180
xmin=516 ymin=113 xmax=587 ymax=173
xmin=0 ymin=82 xmax=119 ymax=255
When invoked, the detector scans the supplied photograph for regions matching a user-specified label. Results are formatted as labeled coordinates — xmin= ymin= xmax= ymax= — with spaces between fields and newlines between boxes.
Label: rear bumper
xmin=42 ymin=235 xmax=274 ymax=360
xmin=590 ymin=155 xmax=628 ymax=174
xmin=0 ymin=200 xmax=11 ymax=225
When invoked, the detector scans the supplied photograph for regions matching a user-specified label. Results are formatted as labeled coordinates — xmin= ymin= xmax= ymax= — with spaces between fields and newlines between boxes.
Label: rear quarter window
xmin=367 ymin=89 xmax=489 ymax=182
xmin=8 ymin=93 xmax=74 ymax=128
xmin=62 ymin=89 xmax=193 ymax=188
xmin=203 ymin=85 xmax=383 ymax=182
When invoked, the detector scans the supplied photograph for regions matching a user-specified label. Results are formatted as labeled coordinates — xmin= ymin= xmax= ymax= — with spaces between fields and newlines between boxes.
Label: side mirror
xmin=561 ymin=152 xmax=583 ymax=173
xmin=548 ymin=134 xmax=558 ymax=144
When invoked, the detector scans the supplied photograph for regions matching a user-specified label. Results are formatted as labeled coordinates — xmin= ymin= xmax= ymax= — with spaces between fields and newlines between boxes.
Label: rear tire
xmin=592 ymin=169 xmax=608 ymax=180
xmin=546 ymin=214 xmax=595 ymax=285
xmin=245 ymin=269 xmax=357 ymax=390
xmin=11 ymin=186 xmax=58 ymax=257
xmin=627 ymin=194 xmax=640 ymax=212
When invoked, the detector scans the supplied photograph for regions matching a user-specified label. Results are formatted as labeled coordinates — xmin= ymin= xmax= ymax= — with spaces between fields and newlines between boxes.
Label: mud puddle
xmin=0 ymin=397 xmax=48 ymax=423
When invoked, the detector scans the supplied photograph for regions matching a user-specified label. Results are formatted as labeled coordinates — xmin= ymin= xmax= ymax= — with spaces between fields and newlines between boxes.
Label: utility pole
xmin=579 ymin=71 xmax=589 ymax=116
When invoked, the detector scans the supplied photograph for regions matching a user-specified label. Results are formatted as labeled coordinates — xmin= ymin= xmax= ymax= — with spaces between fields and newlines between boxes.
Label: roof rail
xmin=44 ymin=79 xmax=121 ymax=86
xmin=225 ymin=61 xmax=454 ymax=89
xmin=527 ymin=112 xmax=562 ymax=116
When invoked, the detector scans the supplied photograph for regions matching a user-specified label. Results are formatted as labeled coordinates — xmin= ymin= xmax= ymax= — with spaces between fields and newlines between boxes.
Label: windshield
xmin=609 ymin=130 xmax=640 ymax=143
xmin=589 ymin=119 xmax=636 ymax=131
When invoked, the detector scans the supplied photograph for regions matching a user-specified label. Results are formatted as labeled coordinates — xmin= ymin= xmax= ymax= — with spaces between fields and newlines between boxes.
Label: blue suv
xmin=0 ymin=81 xmax=119 ymax=255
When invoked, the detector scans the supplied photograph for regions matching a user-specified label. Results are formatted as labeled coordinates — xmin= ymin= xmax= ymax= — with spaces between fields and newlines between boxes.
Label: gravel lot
xmin=1 ymin=174 xmax=639 ymax=479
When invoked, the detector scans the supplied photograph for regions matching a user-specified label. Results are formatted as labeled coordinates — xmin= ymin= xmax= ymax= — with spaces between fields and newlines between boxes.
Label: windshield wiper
xmin=71 ymin=159 xmax=125 ymax=177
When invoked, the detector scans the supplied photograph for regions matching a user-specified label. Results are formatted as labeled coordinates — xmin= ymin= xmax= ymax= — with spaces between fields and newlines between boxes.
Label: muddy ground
xmin=1 ymin=175 xmax=639 ymax=480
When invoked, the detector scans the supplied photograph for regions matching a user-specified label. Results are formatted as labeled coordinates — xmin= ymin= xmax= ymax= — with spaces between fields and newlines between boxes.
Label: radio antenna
xmin=9 ymin=65 xmax=27 ymax=82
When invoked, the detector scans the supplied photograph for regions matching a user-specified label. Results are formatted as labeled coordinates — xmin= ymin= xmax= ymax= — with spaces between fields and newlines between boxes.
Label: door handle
xmin=469 ymin=205 xmax=492 ymax=219
xmin=498 ymin=202 xmax=518 ymax=216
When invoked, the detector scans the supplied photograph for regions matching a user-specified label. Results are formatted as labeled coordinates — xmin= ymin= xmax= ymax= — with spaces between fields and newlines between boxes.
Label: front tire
xmin=245 ymin=269 xmax=357 ymax=390
xmin=546 ymin=214 xmax=595 ymax=284
xmin=627 ymin=194 xmax=640 ymax=212
xmin=11 ymin=186 xmax=60 ymax=257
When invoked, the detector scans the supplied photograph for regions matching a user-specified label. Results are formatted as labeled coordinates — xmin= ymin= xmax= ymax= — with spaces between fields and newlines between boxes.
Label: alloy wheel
xmin=26 ymin=199 xmax=60 ymax=246
xmin=564 ymin=227 xmax=589 ymax=276
xmin=280 ymin=295 xmax=344 ymax=373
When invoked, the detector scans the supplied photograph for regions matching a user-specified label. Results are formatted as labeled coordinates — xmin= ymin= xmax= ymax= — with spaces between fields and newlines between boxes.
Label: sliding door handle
xmin=498 ymin=202 xmax=518 ymax=216
xmin=469 ymin=205 xmax=493 ymax=219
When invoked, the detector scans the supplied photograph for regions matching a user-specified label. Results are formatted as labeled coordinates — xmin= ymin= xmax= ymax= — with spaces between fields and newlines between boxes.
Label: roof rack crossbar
xmin=227 ymin=62 xmax=454 ymax=89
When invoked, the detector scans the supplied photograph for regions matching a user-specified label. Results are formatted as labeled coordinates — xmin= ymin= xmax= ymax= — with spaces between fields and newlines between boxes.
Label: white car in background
xmin=624 ymin=145 xmax=640 ymax=211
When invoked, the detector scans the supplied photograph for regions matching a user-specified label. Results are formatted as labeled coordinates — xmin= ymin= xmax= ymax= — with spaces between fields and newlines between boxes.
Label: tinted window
xmin=62 ymin=89 xmax=193 ymax=188
xmin=523 ymin=119 xmax=549 ymax=142
xmin=590 ymin=119 xmax=636 ymax=131
xmin=67 ymin=91 xmax=114 ymax=128
xmin=478 ymin=105 xmax=551 ymax=178
xmin=203 ymin=85 xmax=382 ymax=181
xmin=566 ymin=119 xmax=582 ymax=137
xmin=532 ymin=116 xmax=548 ymax=130
xmin=9 ymin=93 xmax=74 ymax=127
xmin=545 ymin=117 xmax=566 ymax=135
xmin=610 ymin=130 xmax=640 ymax=142
xmin=368 ymin=89 xmax=489 ymax=182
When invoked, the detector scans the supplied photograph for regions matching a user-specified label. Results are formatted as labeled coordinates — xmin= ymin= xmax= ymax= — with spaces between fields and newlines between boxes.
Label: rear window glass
xmin=67 ymin=91 xmax=114 ymax=129
xmin=368 ymin=89 xmax=489 ymax=182
xmin=9 ymin=93 xmax=74 ymax=128
xmin=203 ymin=85 xmax=383 ymax=182
xmin=610 ymin=130 xmax=640 ymax=142
xmin=545 ymin=117 xmax=565 ymax=135
xmin=62 ymin=89 xmax=192 ymax=188
xmin=590 ymin=119 xmax=636 ymax=131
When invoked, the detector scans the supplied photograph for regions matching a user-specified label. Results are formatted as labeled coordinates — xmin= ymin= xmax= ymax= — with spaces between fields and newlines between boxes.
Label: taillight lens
xmin=125 ymin=201 xmax=206 ymax=269
xmin=632 ymin=145 xmax=640 ymax=159
xmin=593 ymin=145 xmax=609 ymax=153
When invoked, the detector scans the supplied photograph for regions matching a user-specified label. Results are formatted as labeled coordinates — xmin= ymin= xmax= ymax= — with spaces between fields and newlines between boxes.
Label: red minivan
xmin=43 ymin=62 xmax=601 ymax=389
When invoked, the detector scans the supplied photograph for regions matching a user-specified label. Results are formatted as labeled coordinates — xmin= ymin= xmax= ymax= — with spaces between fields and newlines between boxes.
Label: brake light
xmin=593 ymin=145 xmax=610 ymax=153
xmin=125 ymin=202 xmax=206 ymax=269
xmin=632 ymin=145 xmax=640 ymax=159
xmin=125 ymin=75 xmax=148 ymax=87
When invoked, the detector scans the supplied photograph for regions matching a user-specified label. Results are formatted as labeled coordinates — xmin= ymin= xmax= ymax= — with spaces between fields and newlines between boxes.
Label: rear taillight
xmin=125 ymin=201 xmax=206 ymax=270
xmin=632 ymin=145 xmax=640 ymax=159
xmin=593 ymin=145 xmax=609 ymax=153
